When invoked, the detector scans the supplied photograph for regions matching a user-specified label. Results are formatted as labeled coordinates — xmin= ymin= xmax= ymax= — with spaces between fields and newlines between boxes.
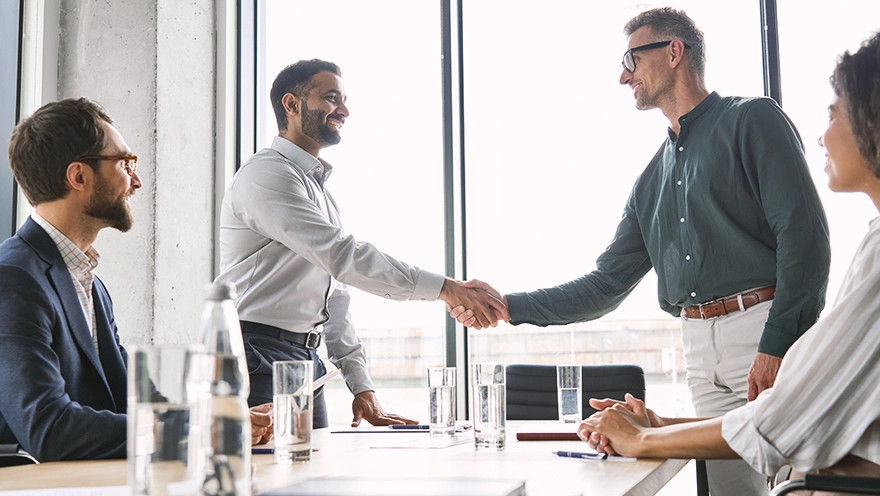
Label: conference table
xmin=0 ymin=422 xmax=687 ymax=496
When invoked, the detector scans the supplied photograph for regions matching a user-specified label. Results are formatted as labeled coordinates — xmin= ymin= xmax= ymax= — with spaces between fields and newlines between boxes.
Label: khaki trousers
xmin=681 ymin=300 xmax=773 ymax=496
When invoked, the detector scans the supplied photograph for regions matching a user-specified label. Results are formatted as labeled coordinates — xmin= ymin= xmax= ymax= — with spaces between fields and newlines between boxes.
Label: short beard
xmin=85 ymin=174 xmax=134 ymax=232
xmin=636 ymin=78 xmax=675 ymax=111
xmin=301 ymin=100 xmax=341 ymax=146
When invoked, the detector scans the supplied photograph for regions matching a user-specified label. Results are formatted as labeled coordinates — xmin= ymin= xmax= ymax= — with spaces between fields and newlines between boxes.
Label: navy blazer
xmin=0 ymin=218 xmax=127 ymax=461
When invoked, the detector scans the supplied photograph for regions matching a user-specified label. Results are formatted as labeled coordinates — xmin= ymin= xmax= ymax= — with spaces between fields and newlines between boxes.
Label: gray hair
xmin=624 ymin=7 xmax=706 ymax=83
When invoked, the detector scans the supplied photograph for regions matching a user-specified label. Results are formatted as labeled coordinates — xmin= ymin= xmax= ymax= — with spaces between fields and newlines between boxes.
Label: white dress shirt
xmin=215 ymin=136 xmax=445 ymax=394
xmin=722 ymin=217 xmax=880 ymax=475
xmin=31 ymin=213 xmax=100 ymax=354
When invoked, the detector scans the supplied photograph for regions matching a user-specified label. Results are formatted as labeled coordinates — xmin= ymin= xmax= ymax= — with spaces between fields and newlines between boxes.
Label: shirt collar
xmin=668 ymin=91 xmax=720 ymax=141
xmin=30 ymin=212 xmax=100 ymax=274
xmin=270 ymin=136 xmax=334 ymax=184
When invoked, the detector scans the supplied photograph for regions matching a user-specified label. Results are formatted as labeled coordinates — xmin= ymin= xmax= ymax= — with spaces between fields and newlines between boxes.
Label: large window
xmin=261 ymin=1 xmax=446 ymax=423
xmin=256 ymin=1 xmax=875 ymax=428
xmin=777 ymin=0 xmax=880 ymax=308
xmin=0 ymin=1 xmax=21 ymax=240
xmin=463 ymin=0 xmax=764 ymax=417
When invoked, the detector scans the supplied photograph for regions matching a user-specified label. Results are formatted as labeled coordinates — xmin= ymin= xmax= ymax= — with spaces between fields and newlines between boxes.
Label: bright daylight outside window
xmin=262 ymin=1 xmax=445 ymax=425
xmin=777 ymin=0 xmax=880 ymax=312
xmin=463 ymin=1 xmax=763 ymax=418
xmin=259 ymin=0 xmax=873 ymax=425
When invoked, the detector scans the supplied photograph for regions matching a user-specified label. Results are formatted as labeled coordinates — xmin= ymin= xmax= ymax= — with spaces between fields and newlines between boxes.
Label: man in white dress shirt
xmin=215 ymin=60 xmax=504 ymax=429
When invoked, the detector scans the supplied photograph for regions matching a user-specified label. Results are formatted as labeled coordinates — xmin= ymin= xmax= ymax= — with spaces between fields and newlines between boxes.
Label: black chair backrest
xmin=506 ymin=364 xmax=646 ymax=421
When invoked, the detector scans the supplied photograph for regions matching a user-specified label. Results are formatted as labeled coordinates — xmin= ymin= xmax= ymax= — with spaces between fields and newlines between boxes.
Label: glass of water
xmin=471 ymin=363 xmax=506 ymax=450
xmin=427 ymin=367 xmax=456 ymax=436
xmin=272 ymin=361 xmax=313 ymax=464
xmin=556 ymin=365 xmax=583 ymax=423
xmin=128 ymin=345 xmax=199 ymax=496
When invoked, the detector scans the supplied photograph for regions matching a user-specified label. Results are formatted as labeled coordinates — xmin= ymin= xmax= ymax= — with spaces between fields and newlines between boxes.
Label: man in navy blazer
xmin=0 ymin=98 xmax=141 ymax=461
xmin=0 ymin=99 xmax=276 ymax=462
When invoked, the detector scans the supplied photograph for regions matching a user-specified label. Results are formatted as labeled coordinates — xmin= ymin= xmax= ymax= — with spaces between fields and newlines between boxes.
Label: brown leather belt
xmin=681 ymin=285 xmax=776 ymax=320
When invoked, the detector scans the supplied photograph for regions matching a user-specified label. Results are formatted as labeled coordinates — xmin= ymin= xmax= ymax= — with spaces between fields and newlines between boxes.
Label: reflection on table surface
xmin=0 ymin=422 xmax=687 ymax=496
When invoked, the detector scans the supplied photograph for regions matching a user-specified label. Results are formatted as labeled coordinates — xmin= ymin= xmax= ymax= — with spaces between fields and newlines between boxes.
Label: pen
xmin=389 ymin=424 xmax=430 ymax=430
xmin=552 ymin=451 xmax=608 ymax=460
xmin=252 ymin=448 xmax=274 ymax=454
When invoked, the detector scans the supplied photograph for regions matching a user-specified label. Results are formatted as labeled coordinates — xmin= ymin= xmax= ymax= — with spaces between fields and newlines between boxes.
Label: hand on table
xmin=351 ymin=390 xmax=418 ymax=427
xmin=250 ymin=403 xmax=274 ymax=445
xmin=577 ymin=394 xmax=658 ymax=456
xmin=442 ymin=279 xmax=509 ymax=329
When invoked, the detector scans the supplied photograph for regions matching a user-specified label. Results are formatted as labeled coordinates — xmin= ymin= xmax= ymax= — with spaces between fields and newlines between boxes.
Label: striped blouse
xmin=722 ymin=216 xmax=880 ymax=474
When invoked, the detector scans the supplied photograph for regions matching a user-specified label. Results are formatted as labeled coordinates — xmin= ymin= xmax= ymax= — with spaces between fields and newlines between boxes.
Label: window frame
xmin=245 ymin=0 xmax=782 ymax=419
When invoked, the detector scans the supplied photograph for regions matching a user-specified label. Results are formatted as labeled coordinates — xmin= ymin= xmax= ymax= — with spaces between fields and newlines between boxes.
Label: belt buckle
xmin=305 ymin=325 xmax=323 ymax=349
xmin=698 ymin=300 xmax=717 ymax=320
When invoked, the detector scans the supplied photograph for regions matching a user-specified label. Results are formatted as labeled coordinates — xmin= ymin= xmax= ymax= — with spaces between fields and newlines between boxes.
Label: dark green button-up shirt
xmin=507 ymin=92 xmax=830 ymax=357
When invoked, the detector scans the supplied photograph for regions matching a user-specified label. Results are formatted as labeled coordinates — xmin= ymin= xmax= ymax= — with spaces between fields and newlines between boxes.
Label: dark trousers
xmin=242 ymin=327 xmax=329 ymax=429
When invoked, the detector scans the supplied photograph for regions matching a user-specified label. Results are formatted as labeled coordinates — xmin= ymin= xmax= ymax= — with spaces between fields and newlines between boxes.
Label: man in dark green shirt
xmin=451 ymin=8 xmax=829 ymax=496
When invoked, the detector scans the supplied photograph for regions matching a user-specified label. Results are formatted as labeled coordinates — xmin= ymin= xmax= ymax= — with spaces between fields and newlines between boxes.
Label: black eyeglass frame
xmin=77 ymin=155 xmax=138 ymax=177
xmin=621 ymin=40 xmax=692 ymax=74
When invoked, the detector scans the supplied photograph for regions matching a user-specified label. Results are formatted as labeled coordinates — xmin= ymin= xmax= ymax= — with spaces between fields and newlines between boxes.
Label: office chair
xmin=505 ymin=363 xmax=645 ymax=421
xmin=770 ymin=474 xmax=880 ymax=495
xmin=0 ymin=444 xmax=38 ymax=468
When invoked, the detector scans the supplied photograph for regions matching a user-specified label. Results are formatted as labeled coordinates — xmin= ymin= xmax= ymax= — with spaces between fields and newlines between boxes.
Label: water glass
xmin=128 ymin=346 xmax=199 ymax=496
xmin=471 ymin=363 xmax=506 ymax=450
xmin=427 ymin=367 xmax=456 ymax=436
xmin=556 ymin=365 xmax=583 ymax=423
xmin=273 ymin=361 xmax=313 ymax=463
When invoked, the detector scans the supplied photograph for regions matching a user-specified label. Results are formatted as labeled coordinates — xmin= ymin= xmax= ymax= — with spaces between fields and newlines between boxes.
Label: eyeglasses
xmin=621 ymin=40 xmax=691 ymax=74
xmin=77 ymin=155 xmax=138 ymax=177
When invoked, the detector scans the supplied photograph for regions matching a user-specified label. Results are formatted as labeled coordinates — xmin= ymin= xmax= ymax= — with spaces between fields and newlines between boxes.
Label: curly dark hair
xmin=831 ymin=31 xmax=880 ymax=178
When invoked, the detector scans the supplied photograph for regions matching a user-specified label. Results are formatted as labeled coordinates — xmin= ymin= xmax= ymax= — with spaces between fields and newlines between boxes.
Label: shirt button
xmin=678 ymin=146 xmax=684 ymax=152
xmin=677 ymin=180 xmax=682 ymax=186
xmin=680 ymin=217 xmax=685 ymax=223
xmin=686 ymin=255 xmax=691 ymax=260
xmin=384 ymin=293 xmax=391 ymax=299
xmin=691 ymin=292 xmax=697 ymax=297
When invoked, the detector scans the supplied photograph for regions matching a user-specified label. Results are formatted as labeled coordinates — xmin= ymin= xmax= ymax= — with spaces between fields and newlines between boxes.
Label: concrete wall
xmin=57 ymin=0 xmax=217 ymax=345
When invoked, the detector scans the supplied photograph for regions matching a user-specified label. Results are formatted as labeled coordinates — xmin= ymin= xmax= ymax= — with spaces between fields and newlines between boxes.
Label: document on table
xmin=259 ymin=476 xmax=525 ymax=496
xmin=0 ymin=486 xmax=128 ymax=496
xmin=331 ymin=423 xmax=471 ymax=434
xmin=369 ymin=432 xmax=474 ymax=449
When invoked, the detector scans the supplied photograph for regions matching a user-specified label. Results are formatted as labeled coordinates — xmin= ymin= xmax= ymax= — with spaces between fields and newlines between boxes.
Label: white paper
xmin=369 ymin=433 xmax=474 ymax=449
xmin=0 ymin=486 xmax=128 ymax=496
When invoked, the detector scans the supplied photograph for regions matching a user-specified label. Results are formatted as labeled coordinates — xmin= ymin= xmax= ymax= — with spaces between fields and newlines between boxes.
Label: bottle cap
xmin=205 ymin=282 xmax=237 ymax=301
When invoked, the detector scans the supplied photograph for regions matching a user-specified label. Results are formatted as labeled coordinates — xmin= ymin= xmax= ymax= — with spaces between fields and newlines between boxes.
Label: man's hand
xmin=351 ymin=391 xmax=418 ymax=427
xmin=250 ymin=403 xmax=274 ymax=445
xmin=578 ymin=394 xmax=652 ymax=457
xmin=442 ymin=279 xmax=509 ymax=329
xmin=747 ymin=352 xmax=782 ymax=401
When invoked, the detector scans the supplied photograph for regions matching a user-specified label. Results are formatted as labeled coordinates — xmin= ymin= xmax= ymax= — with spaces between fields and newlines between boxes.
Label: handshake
xmin=439 ymin=278 xmax=510 ymax=330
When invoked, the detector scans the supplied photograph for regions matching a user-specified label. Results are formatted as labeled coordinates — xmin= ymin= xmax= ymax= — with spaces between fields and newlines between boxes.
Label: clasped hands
xmin=440 ymin=278 xmax=510 ymax=329
xmin=576 ymin=393 xmax=666 ymax=458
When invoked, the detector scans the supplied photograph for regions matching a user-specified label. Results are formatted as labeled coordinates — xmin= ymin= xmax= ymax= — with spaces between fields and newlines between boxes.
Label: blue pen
xmin=389 ymin=424 xmax=430 ymax=430
xmin=552 ymin=451 xmax=609 ymax=460
xmin=252 ymin=447 xmax=274 ymax=454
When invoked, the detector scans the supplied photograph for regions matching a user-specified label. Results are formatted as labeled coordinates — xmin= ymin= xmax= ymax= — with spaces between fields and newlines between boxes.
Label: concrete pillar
xmin=57 ymin=0 xmax=217 ymax=345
